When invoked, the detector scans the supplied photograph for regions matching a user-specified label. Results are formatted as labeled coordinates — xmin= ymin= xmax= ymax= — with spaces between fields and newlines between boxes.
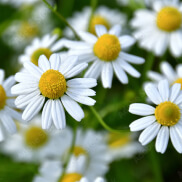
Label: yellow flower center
xmin=89 ymin=15 xmax=110 ymax=35
xmin=108 ymin=132 xmax=131 ymax=148
xmin=61 ymin=173 xmax=82 ymax=182
xmin=156 ymin=6 xmax=182 ymax=32
xmin=31 ymin=48 xmax=52 ymax=66
xmin=73 ymin=146 xmax=87 ymax=157
xmin=39 ymin=69 xmax=66 ymax=99
xmin=0 ymin=85 xmax=6 ymax=110
xmin=173 ymin=78 xmax=182 ymax=89
xmin=18 ymin=22 xmax=39 ymax=38
xmin=25 ymin=126 xmax=48 ymax=148
xmin=94 ymin=34 xmax=121 ymax=61
xmin=155 ymin=101 xmax=180 ymax=126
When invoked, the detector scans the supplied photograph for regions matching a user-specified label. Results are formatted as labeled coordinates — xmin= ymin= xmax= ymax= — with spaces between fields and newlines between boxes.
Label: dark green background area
xmin=0 ymin=0 xmax=182 ymax=182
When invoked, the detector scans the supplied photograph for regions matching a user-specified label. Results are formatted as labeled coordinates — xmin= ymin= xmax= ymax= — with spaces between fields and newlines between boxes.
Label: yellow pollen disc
xmin=94 ymin=34 xmax=121 ymax=61
xmin=173 ymin=78 xmax=182 ymax=89
xmin=39 ymin=69 xmax=66 ymax=99
xmin=156 ymin=6 xmax=182 ymax=32
xmin=73 ymin=146 xmax=87 ymax=157
xmin=89 ymin=15 xmax=110 ymax=35
xmin=61 ymin=173 xmax=82 ymax=182
xmin=31 ymin=48 xmax=52 ymax=66
xmin=108 ymin=132 xmax=131 ymax=148
xmin=0 ymin=85 xmax=6 ymax=110
xmin=155 ymin=101 xmax=180 ymax=126
xmin=25 ymin=126 xmax=48 ymax=148
xmin=18 ymin=22 xmax=39 ymax=38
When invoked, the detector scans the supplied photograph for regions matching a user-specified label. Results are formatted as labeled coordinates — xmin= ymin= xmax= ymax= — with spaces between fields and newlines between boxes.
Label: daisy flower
xmin=62 ymin=25 xmax=145 ymax=88
xmin=147 ymin=61 xmax=182 ymax=89
xmin=0 ymin=115 xmax=68 ymax=162
xmin=0 ymin=69 xmax=22 ymax=141
xmin=64 ymin=6 xmax=126 ymax=38
xmin=105 ymin=132 xmax=144 ymax=161
xmin=11 ymin=54 xmax=96 ymax=129
xmin=19 ymin=33 xmax=65 ymax=66
xmin=131 ymin=0 xmax=182 ymax=57
xmin=129 ymin=80 xmax=182 ymax=153
xmin=33 ymin=159 xmax=106 ymax=182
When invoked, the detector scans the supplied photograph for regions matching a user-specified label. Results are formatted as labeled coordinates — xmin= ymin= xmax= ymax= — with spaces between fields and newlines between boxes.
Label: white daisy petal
xmin=0 ymin=126 xmax=5 ymax=142
xmin=169 ymin=83 xmax=181 ymax=102
xmin=52 ymin=99 xmax=66 ymax=129
xmin=50 ymin=54 xmax=61 ymax=70
xmin=129 ymin=103 xmax=155 ymax=116
xmin=79 ymin=31 xmax=97 ymax=44
xmin=139 ymin=122 xmax=160 ymax=145
xmin=6 ymin=99 xmax=16 ymax=108
xmin=147 ymin=71 xmax=164 ymax=82
xmin=3 ymin=76 xmax=15 ymax=91
xmin=15 ymin=72 xmax=38 ymax=83
xmin=95 ymin=25 xmax=107 ymax=37
xmin=144 ymin=83 xmax=162 ymax=105
xmin=1 ymin=114 xmax=16 ymax=134
xmin=155 ymin=126 xmax=169 ymax=154
xmin=42 ymin=100 xmax=53 ymax=129
xmin=67 ymin=88 xmax=96 ymax=96
xmin=174 ymin=93 xmax=182 ymax=105
xmin=61 ymin=95 xmax=84 ymax=121
xmin=38 ymin=55 xmax=50 ymax=72
xmin=109 ymin=24 xmax=122 ymax=36
xmin=129 ymin=115 xmax=156 ymax=131
xmin=4 ymin=106 xmax=23 ymax=122
xmin=67 ymin=78 xmax=97 ymax=88
xmin=158 ymin=80 xmax=169 ymax=102
xmin=176 ymin=64 xmax=182 ymax=78
xmin=0 ymin=69 xmax=5 ymax=84
xmin=22 ymin=95 xmax=45 ymax=121
xmin=101 ymin=62 xmax=113 ymax=88
xmin=66 ymin=91 xmax=96 ymax=106
xmin=119 ymin=35 xmax=135 ymax=49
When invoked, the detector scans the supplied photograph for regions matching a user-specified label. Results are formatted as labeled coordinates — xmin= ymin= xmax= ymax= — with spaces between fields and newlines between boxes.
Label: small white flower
xmin=131 ymin=0 xmax=182 ymax=57
xmin=0 ymin=69 xmax=22 ymax=141
xmin=129 ymin=80 xmax=182 ymax=153
xmin=0 ymin=115 xmax=68 ymax=162
xmin=64 ymin=6 xmax=127 ymax=38
xmin=11 ymin=54 xmax=96 ymax=129
xmin=62 ymin=25 xmax=144 ymax=88
xmin=147 ymin=61 xmax=182 ymax=89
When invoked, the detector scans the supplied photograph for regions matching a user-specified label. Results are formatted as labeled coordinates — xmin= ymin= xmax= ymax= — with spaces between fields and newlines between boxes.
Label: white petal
xmin=119 ymin=35 xmax=135 ymax=49
xmin=67 ymin=88 xmax=95 ymax=96
xmin=112 ymin=61 xmax=128 ymax=84
xmin=6 ymin=99 xmax=15 ymax=108
xmin=52 ymin=100 xmax=66 ymax=129
xmin=22 ymin=95 xmax=45 ymax=121
xmin=50 ymin=53 xmax=61 ymax=70
xmin=4 ymin=106 xmax=23 ymax=122
xmin=129 ymin=103 xmax=155 ymax=116
xmin=1 ymin=114 xmax=16 ymax=134
xmin=0 ymin=69 xmax=5 ymax=84
xmin=95 ymin=25 xmax=107 ymax=37
xmin=67 ymin=78 xmax=97 ymax=88
xmin=144 ymin=83 xmax=162 ymax=105
xmin=38 ymin=55 xmax=50 ymax=72
xmin=109 ymin=24 xmax=122 ymax=36
xmin=42 ymin=100 xmax=53 ymax=129
xmin=139 ymin=122 xmax=160 ymax=145
xmin=61 ymin=95 xmax=84 ymax=121
xmin=130 ymin=115 xmax=156 ymax=131
xmin=79 ymin=31 xmax=97 ymax=43
xmin=15 ymin=72 xmax=38 ymax=83
xmin=169 ymin=83 xmax=181 ymax=102
xmin=176 ymin=64 xmax=182 ymax=78
xmin=0 ymin=125 xmax=5 ymax=142
xmin=3 ymin=76 xmax=15 ymax=91
xmin=158 ymin=80 xmax=169 ymax=102
xmin=155 ymin=126 xmax=169 ymax=154
xmin=147 ymin=71 xmax=164 ymax=82
xmin=174 ymin=93 xmax=182 ymax=105
xmin=66 ymin=91 xmax=96 ymax=106
xmin=101 ymin=62 xmax=113 ymax=88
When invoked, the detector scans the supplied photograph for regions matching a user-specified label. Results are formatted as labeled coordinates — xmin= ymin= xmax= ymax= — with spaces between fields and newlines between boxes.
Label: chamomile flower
xmin=62 ymin=25 xmax=144 ymax=88
xmin=129 ymin=80 xmax=182 ymax=153
xmin=147 ymin=61 xmax=182 ymax=89
xmin=19 ymin=33 xmax=65 ymax=66
xmin=105 ymin=132 xmax=144 ymax=161
xmin=33 ymin=159 xmax=106 ymax=182
xmin=0 ymin=69 xmax=22 ymax=141
xmin=64 ymin=6 xmax=126 ymax=38
xmin=0 ymin=115 xmax=67 ymax=162
xmin=131 ymin=0 xmax=182 ymax=57
xmin=11 ymin=54 xmax=96 ymax=129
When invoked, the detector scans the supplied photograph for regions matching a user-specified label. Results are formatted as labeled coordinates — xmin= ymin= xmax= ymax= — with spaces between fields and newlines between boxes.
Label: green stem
xmin=57 ymin=124 xmax=77 ymax=182
xmin=89 ymin=106 xmax=129 ymax=133
xmin=148 ymin=148 xmax=163 ymax=182
xmin=42 ymin=0 xmax=80 ymax=40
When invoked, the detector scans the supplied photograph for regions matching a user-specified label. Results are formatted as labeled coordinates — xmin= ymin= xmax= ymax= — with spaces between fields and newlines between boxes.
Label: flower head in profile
xmin=129 ymin=80 xmax=182 ymax=153
xmin=63 ymin=25 xmax=144 ymax=88
xmin=0 ymin=69 xmax=23 ymax=141
xmin=11 ymin=54 xmax=96 ymax=129
xmin=131 ymin=0 xmax=182 ymax=57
